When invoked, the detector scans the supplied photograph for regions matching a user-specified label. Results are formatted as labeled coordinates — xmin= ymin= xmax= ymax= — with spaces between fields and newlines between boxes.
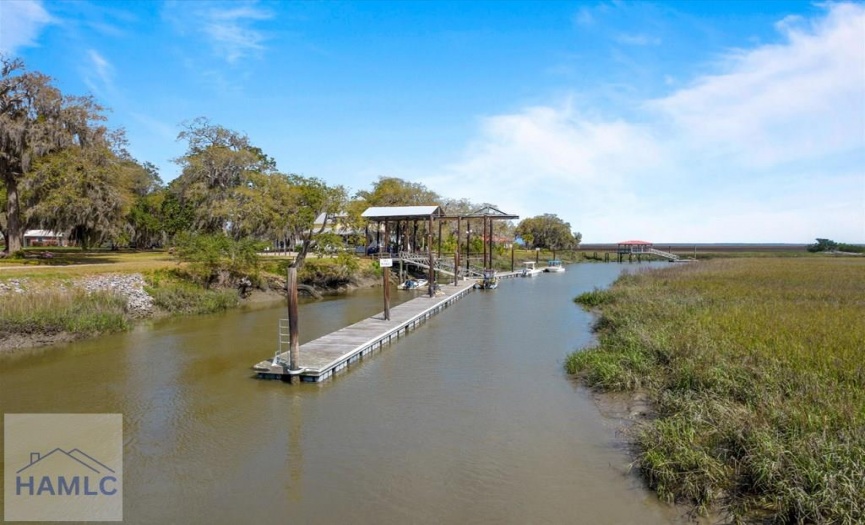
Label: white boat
xmin=474 ymin=279 xmax=498 ymax=290
xmin=521 ymin=261 xmax=543 ymax=277
xmin=544 ymin=259 xmax=566 ymax=273
xmin=474 ymin=270 xmax=498 ymax=289
xmin=397 ymin=278 xmax=428 ymax=290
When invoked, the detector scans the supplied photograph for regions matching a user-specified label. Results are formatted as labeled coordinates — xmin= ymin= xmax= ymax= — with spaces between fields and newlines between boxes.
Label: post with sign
xmin=428 ymin=215 xmax=435 ymax=297
xmin=382 ymin=220 xmax=391 ymax=321
xmin=380 ymin=257 xmax=392 ymax=320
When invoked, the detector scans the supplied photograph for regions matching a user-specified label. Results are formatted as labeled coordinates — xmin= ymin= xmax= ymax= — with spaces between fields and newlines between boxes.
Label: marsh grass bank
xmin=0 ymin=254 xmax=382 ymax=353
xmin=567 ymin=258 xmax=865 ymax=523
xmin=0 ymin=288 xmax=129 ymax=334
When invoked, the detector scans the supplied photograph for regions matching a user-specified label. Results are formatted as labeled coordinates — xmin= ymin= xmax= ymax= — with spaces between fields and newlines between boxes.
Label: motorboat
xmin=521 ymin=261 xmax=543 ymax=277
xmin=545 ymin=259 xmax=565 ymax=273
xmin=398 ymin=278 xmax=428 ymax=290
xmin=474 ymin=270 xmax=498 ymax=289
xmin=474 ymin=278 xmax=498 ymax=290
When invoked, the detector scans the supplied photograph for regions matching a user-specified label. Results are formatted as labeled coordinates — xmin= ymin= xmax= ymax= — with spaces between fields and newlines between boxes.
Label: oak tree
xmin=1 ymin=56 xmax=109 ymax=253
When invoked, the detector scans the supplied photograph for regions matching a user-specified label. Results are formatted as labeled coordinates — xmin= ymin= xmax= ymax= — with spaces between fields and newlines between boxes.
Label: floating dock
xmin=253 ymin=280 xmax=476 ymax=382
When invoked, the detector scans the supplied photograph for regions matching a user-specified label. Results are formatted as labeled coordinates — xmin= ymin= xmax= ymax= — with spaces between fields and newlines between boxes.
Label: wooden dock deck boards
xmin=253 ymin=280 xmax=476 ymax=382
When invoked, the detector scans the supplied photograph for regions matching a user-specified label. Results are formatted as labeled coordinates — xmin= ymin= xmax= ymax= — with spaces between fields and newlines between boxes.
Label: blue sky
xmin=2 ymin=0 xmax=863 ymax=243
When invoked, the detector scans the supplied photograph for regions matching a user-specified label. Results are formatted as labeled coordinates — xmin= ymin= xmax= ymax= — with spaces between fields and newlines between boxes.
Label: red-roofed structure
xmin=613 ymin=240 xmax=681 ymax=262
xmin=617 ymin=240 xmax=653 ymax=254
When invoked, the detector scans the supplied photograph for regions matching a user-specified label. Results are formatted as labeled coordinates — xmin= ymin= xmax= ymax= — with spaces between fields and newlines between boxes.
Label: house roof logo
xmin=16 ymin=448 xmax=116 ymax=475
xmin=5 ymin=413 xmax=123 ymax=521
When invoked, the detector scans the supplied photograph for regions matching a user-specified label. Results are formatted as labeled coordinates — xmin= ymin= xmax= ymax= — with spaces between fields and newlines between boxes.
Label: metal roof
xmin=24 ymin=230 xmax=63 ymax=237
xmin=440 ymin=205 xmax=519 ymax=220
xmin=361 ymin=206 xmax=442 ymax=220
xmin=470 ymin=205 xmax=513 ymax=217
xmin=618 ymin=240 xmax=652 ymax=245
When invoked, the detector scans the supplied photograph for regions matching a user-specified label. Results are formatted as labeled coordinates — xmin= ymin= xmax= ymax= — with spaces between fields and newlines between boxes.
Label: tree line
xmin=1 ymin=56 xmax=581 ymax=260
xmin=807 ymin=238 xmax=864 ymax=254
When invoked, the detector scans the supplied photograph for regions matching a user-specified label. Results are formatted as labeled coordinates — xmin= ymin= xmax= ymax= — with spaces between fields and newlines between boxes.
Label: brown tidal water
xmin=1 ymin=263 xmax=686 ymax=524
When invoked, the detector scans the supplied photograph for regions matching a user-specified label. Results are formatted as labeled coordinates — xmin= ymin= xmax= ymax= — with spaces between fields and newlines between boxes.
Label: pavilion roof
xmin=618 ymin=240 xmax=653 ymax=245
xmin=361 ymin=206 xmax=443 ymax=221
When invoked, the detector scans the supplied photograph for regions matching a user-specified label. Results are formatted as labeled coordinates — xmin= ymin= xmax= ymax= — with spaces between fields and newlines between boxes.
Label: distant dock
xmin=253 ymin=280 xmax=476 ymax=382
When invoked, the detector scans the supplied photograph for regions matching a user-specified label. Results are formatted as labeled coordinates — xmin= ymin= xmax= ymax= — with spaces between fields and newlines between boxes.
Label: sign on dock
xmin=379 ymin=258 xmax=393 ymax=267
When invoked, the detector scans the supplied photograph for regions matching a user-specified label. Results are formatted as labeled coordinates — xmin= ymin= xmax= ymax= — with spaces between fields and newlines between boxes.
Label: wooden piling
xmin=288 ymin=266 xmax=300 ymax=375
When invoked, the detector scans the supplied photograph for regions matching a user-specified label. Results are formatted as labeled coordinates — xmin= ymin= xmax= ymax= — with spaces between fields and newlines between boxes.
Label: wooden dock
xmin=253 ymin=280 xmax=476 ymax=382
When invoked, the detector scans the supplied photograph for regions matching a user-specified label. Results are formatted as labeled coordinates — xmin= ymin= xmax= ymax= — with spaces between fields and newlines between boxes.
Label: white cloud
xmin=0 ymin=0 xmax=54 ymax=53
xmin=88 ymin=49 xmax=111 ymax=82
xmin=426 ymin=104 xmax=661 ymax=224
xmin=82 ymin=49 xmax=115 ymax=99
xmin=204 ymin=5 xmax=272 ymax=63
xmin=430 ymin=3 xmax=865 ymax=243
xmin=573 ymin=7 xmax=595 ymax=27
xmin=164 ymin=1 xmax=273 ymax=64
xmin=614 ymin=33 xmax=661 ymax=46
xmin=129 ymin=112 xmax=176 ymax=142
xmin=650 ymin=2 xmax=864 ymax=168
xmin=573 ymin=2 xmax=616 ymax=28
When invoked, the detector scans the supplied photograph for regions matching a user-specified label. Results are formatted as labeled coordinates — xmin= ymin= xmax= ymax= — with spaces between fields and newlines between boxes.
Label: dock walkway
xmin=253 ymin=280 xmax=475 ymax=382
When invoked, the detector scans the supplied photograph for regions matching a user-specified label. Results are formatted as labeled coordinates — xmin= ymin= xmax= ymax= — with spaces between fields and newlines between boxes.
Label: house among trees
xmin=24 ymin=230 xmax=67 ymax=247
xmin=312 ymin=213 xmax=357 ymax=244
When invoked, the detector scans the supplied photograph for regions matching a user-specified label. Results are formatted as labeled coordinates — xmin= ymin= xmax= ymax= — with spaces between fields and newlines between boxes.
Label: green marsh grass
xmin=0 ymin=288 xmax=128 ymax=335
xmin=568 ymin=258 xmax=865 ymax=523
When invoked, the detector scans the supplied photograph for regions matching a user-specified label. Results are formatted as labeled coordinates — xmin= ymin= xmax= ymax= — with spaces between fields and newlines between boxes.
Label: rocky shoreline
xmin=0 ymin=274 xmax=154 ymax=354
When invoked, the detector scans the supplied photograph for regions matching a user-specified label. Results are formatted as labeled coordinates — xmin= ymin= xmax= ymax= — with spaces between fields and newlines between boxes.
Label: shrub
xmin=145 ymin=281 xmax=238 ymax=315
xmin=172 ymin=233 xmax=264 ymax=287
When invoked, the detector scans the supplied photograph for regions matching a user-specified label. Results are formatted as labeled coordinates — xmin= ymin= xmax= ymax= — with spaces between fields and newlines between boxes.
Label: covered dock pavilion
xmin=360 ymin=205 xmax=519 ymax=296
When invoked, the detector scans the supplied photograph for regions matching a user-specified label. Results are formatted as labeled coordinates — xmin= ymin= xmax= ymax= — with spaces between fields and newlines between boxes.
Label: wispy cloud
xmin=81 ymin=49 xmax=116 ymax=99
xmin=573 ymin=1 xmax=616 ymax=28
xmin=430 ymin=3 xmax=865 ymax=243
xmin=203 ymin=5 xmax=273 ymax=63
xmin=129 ymin=112 xmax=176 ymax=142
xmin=614 ymin=33 xmax=661 ymax=46
xmin=650 ymin=2 xmax=864 ymax=169
xmin=164 ymin=1 xmax=274 ymax=64
xmin=0 ymin=0 xmax=54 ymax=54
xmin=573 ymin=7 xmax=595 ymax=27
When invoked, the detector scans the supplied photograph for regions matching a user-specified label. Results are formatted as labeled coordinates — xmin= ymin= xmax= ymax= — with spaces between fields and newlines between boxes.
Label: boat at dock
xmin=544 ymin=259 xmax=565 ymax=273
xmin=474 ymin=270 xmax=499 ymax=289
xmin=521 ymin=261 xmax=543 ymax=277
xmin=397 ymin=278 xmax=428 ymax=290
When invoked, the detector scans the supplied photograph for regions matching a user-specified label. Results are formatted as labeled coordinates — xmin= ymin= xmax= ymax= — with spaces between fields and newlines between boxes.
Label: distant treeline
xmin=578 ymin=243 xmax=809 ymax=252
xmin=807 ymin=238 xmax=865 ymax=253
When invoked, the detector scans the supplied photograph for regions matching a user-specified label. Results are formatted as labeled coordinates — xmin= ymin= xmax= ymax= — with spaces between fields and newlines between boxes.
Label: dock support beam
xmin=454 ymin=251 xmax=459 ymax=285
xmin=428 ymin=214 xmax=435 ymax=297
xmin=465 ymin=220 xmax=471 ymax=273
xmin=288 ymin=267 xmax=300 ymax=379
xmin=457 ymin=216 xmax=462 ymax=284
xmin=383 ymin=220 xmax=390 ymax=320
xmin=482 ymin=217 xmax=488 ymax=270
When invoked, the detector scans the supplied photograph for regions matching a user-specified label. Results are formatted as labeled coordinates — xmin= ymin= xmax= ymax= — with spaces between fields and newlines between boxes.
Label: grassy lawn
xmin=0 ymin=249 xmax=180 ymax=279
xmin=567 ymin=258 xmax=865 ymax=523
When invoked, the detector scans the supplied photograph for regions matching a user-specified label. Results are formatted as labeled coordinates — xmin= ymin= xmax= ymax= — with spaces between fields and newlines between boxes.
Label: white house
xmin=23 ymin=230 xmax=66 ymax=247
